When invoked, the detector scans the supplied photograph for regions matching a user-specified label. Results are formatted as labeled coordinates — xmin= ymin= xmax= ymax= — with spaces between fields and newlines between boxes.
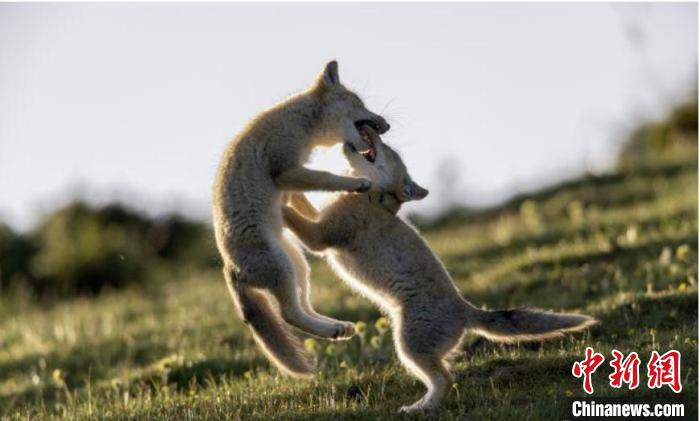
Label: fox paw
xmin=398 ymin=397 xmax=432 ymax=413
xmin=331 ymin=322 xmax=356 ymax=340
xmin=355 ymin=179 xmax=371 ymax=193
xmin=399 ymin=404 xmax=427 ymax=414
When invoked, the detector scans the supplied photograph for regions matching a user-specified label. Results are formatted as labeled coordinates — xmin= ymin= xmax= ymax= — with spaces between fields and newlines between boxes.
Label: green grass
xmin=1 ymin=144 xmax=697 ymax=420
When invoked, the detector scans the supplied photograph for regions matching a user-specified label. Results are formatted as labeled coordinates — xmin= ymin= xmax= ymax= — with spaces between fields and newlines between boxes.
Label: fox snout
xmin=374 ymin=116 xmax=391 ymax=134
xmin=397 ymin=182 xmax=429 ymax=202
xmin=356 ymin=114 xmax=390 ymax=135
xmin=372 ymin=115 xmax=390 ymax=134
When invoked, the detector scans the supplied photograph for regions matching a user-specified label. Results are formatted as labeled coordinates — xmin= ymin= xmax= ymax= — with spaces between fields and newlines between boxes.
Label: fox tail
xmin=225 ymin=268 xmax=314 ymax=377
xmin=466 ymin=303 xmax=597 ymax=342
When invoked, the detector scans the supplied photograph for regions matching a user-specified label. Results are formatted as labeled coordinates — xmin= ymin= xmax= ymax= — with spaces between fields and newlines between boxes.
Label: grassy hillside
xmin=1 ymin=113 xmax=697 ymax=419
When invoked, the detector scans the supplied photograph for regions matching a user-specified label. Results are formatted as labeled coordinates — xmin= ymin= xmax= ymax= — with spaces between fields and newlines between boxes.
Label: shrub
xmin=0 ymin=202 xmax=218 ymax=298
xmin=0 ymin=223 xmax=37 ymax=291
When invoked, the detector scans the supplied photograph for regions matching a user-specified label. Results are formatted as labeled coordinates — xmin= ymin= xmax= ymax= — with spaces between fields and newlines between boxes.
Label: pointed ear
xmin=317 ymin=60 xmax=340 ymax=88
xmin=400 ymin=180 xmax=429 ymax=202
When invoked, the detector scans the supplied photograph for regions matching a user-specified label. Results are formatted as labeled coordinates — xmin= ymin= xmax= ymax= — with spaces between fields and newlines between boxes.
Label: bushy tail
xmin=468 ymin=304 xmax=597 ymax=342
xmin=226 ymin=270 xmax=314 ymax=377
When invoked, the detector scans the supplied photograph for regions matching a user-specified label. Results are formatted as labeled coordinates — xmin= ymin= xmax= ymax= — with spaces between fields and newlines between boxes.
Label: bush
xmin=618 ymin=100 xmax=698 ymax=168
xmin=0 ymin=202 xmax=219 ymax=298
xmin=0 ymin=223 xmax=37 ymax=291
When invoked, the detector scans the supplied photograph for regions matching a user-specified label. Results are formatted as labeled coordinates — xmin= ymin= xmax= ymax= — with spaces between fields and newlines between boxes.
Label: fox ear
xmin=399 ymin=181 xmax=429 ymax=202
xmin=318 ymin=60 xmax=340 ymax=87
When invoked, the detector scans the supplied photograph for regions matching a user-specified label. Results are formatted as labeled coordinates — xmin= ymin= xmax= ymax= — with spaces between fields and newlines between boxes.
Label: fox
xmin=212 ymin=61 xmax=390 ymax=377
xmin=282 ymin=126 xmax=598 ymax=412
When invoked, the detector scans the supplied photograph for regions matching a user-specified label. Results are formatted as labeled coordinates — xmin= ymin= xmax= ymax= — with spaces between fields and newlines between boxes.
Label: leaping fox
xmin=282 ymin=126 xmax=597 ymax=411
xmin=213 ymin=62 xmax=390 ymax=377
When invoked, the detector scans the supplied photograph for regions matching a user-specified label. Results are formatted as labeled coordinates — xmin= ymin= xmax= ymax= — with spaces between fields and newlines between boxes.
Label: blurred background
xmin=0 ymin=3 xmax=697 ymax=298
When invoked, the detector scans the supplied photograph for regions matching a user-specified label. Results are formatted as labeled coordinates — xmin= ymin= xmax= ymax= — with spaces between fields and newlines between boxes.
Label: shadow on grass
xmin=135 ymin=356 xmax=269 ymax=391
xmin=0 ymin=332 xmax=267 ymax=411
xmin=595 ymin=290 xmax=698 ymax=335
xmin=418 ymin=160 xmax=696 ymax=231
xmin=0 ymin=337 xmax=171 ymax=411
xmin=442 ymin=208 xmax=696 ymax=273
xmin=0 ymin=337 xmax=170 ymax=388
xmin=517 ymin=235 xmax=697 ymax=275
xmin=456 ymin=234 xmax=697 ymax=309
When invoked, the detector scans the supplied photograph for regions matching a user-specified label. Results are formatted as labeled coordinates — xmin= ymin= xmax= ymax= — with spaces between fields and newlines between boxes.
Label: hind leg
xmin=270 ymin=270 xmax=353 ymax=340
xmin=240 ymin=242 xmax=353 ymax=340
xmin=394 ymin=316 xmax=461 ymax=412
xmin=397 ymin=353 xmax=452 ymax=413
xmin=282 ymin=238 xmax=355 ymax=338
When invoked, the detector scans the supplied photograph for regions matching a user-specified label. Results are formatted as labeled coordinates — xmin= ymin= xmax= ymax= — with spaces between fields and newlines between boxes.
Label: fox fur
xmin=282 ymin=129 xmax=597 ymax=411
xmin=213 ymin=62 xmax=390 ymax=377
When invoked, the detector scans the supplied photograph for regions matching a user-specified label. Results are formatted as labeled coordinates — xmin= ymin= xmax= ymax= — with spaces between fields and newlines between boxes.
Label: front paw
xmin=399 ymin=401 xmax=429 ymax=413
xmin=331 ymin=322 xmax=356 ymax=340
xmin=354 ymin=178 xmax=371 ymax=193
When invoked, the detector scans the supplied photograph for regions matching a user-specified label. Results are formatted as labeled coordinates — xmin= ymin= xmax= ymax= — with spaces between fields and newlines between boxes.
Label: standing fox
xmin=213 ymin=62 xmax=390 ymax=377
xmin=282 ymin=126 xmax=597 ymax=412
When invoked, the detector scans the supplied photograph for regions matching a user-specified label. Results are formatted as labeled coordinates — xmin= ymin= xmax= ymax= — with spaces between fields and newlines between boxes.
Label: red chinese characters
xmin=572 ymin=347 xmax=606 ymax=394
xmin=647 ymin=350 xmax=682 ymax=393
xmin=572 ymin=348 xmax=683 ymax=394
xmin=608 ymin=350 xmax=640 ymax=390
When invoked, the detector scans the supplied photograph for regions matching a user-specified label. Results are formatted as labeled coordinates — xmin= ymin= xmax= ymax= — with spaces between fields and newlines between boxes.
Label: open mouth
xmin=353 ymin=121 xmax=379 ymax=162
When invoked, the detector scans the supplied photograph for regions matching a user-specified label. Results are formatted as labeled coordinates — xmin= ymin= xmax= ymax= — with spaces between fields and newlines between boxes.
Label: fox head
xmin=312 ymin=61 xmax=390 ymax=154
xmin=342 ymin=125 xmax=429 ymax=203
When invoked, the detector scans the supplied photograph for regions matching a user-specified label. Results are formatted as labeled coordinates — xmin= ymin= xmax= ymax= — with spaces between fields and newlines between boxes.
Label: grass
xmin=0 ymin=142 xmax=697 ymax=420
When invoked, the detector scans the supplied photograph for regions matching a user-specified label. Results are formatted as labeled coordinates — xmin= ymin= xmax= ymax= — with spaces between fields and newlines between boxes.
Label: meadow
xmin=0 ymin=105 xmax=697 ymax=420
